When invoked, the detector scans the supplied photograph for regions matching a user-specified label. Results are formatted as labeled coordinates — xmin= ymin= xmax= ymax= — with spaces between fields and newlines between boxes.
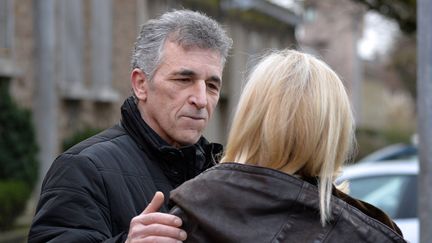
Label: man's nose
xmin=189 ymin=81 xmax=207 ymax=109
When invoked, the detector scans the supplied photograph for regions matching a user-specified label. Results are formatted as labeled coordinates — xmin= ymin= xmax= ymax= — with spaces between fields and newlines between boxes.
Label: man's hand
xmin=126 ymin=192 xmax=187 ymax=243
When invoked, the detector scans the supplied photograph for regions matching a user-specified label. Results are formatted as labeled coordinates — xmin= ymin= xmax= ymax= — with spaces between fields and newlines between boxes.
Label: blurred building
xmin=297 ymin=0 xmax=366 ymax=123
xmin=297 ymin=0 xmax=416 ymax=155
xmin=0 ymin=0 xmax=299 ymax=184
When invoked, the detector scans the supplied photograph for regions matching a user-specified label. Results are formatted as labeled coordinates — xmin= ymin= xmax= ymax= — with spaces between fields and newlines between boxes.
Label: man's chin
xmin=174 ymin=132 xmax=202 ymax=147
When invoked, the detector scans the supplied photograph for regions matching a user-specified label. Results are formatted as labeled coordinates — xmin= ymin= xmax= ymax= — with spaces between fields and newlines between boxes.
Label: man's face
xmin=133 ymin=41 xmax=223 ymax=147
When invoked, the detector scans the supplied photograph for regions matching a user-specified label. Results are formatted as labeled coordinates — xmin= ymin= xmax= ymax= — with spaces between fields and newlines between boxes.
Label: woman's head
xmin=221 ymin=49 xmax=356 ymax=224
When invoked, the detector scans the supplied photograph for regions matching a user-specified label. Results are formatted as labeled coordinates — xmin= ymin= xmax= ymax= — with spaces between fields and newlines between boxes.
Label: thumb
xmin=142 ymin=191 xmax=165 ymax=214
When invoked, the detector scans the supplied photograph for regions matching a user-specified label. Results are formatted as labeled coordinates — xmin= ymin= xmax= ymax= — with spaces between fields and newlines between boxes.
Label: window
xmin=0 ymin=0 xmax=13 ymax=53
xmin=57 ymin=0 xmax=118 ymax=102
xmin=0 ymin=0 xmax=15 ymax=77
xmin=348 ymin=175 xmax=417 ymax=219
xmin=57 ymin=0 xmax=85 ymax=99
xmin=90 ymin=0 xmax=118 ymax=102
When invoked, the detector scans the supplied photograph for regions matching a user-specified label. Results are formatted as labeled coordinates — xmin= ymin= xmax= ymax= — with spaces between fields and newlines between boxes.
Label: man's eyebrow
xmin=172 ymin=69 xmax=196 ymax=76
xmin=208 ymin=75 xmax=221 ymax=84
xmin=172 ymin=69 xmax=221 ymax=83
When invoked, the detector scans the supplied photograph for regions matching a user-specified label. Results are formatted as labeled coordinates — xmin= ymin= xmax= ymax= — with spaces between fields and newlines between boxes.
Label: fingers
xmin=128 ymin=222 xmax=187 ymax=241
xmin=133 ymin=212 xmax=181 ymax=227
xmin=139 ymin=192 xmax=182 ymax=227
xmin=128 ymin=236 xmax=183 ymax=243
xmin=143 ymin=191 xmax=165 ymax=214
xmin=129 ymin=236 xmax=183 ymax=243
xmin=126 ymin=192 xmax=186 ymax=242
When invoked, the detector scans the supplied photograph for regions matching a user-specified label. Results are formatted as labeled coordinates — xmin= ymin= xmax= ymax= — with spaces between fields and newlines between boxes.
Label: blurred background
xmin=0 ymin=0 xmax=418 ymax=241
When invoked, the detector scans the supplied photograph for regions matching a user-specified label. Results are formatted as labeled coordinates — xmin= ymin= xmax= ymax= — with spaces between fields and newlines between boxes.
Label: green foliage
xmin=0 ymin=181 xmax=30 ymax=230
xmin=387 ymin=34 xmax=417 ymax=99
xmin=62 ymin=127 xmax=102 ymax=152
xmin=355 ymin=127 xmax=413 ymax=161
xmin=353 ymin=0 xmax=416 ymax=34
xmin=0 ymin=78 xmax=39 ymax=230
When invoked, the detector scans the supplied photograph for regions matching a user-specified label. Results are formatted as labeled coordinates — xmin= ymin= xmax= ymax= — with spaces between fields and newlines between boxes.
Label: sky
xmin=357 ymin=11 xmax=399 ymax=60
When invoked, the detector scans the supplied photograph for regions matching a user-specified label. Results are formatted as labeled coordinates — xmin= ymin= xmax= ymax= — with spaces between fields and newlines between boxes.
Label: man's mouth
xmin=184 ymin=116 xmax=205 ymax=120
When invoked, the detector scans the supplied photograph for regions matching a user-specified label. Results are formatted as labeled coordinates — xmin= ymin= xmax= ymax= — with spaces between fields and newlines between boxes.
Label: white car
xmin=337 ymin=159 xmax=418 ymax=243
xmin=357 ymin=143 xmax=417 ymax=163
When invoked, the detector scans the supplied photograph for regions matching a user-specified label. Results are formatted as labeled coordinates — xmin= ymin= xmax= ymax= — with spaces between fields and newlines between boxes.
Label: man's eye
xmin=175 ymin=78 xmax=191 ymax=82
xmin=207 ymin=82 xmax=220 ymax=91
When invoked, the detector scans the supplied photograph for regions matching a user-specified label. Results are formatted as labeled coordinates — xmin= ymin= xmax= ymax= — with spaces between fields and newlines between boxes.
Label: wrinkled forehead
xmin=163 ymin=34 xmax=226 ymax=65
xmin=160 ymin=40 xmax=224 ymax=68
xmin=156 ymin=41 xmax=223 ymax=79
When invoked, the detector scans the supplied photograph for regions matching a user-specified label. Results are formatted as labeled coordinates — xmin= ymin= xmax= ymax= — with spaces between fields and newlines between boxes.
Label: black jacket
xmin=170 ymin=163 xmax=406 ymax=243
xmin=28 ymin=97 xmax=222 ymax=243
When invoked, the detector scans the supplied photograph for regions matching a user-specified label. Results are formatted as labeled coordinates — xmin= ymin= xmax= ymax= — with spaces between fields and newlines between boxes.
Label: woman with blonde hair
xmin=168 ymin=49 xmax=405 ymax=242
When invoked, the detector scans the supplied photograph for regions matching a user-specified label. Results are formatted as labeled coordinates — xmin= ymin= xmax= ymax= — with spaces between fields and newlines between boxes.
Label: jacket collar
xmin=120 ymin=96 xmax=223 ymax=187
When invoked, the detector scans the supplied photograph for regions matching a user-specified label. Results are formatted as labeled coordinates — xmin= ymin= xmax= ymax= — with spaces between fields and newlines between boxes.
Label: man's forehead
xmin=164 ymin=41 xmax=221 ymax=60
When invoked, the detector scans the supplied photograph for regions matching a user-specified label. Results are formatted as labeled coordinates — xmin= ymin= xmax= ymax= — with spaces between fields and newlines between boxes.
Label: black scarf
xmin=120 ymin=96 xmax=223 ymax=187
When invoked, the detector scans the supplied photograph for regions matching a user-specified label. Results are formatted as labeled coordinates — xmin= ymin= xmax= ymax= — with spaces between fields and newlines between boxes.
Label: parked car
xmin=357 ymin=143 xmax=417 ymax=163
xmin=337 ymin=159 xmax=418 ymax=243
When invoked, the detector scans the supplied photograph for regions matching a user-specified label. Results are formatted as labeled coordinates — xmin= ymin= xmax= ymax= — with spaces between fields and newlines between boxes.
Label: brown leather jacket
xmin=170 ymin=163 xmax=406 ymax=243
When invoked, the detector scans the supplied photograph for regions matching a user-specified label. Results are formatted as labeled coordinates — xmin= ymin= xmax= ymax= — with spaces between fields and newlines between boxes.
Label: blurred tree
xmin=385 ymin=34 xmax=417 ymax=99
xmin=62 ymin=127 xmax=102 ymax=152
xmin=352 ymin=1 xmax=417 ymax=99
xmin=0 ymin=78 xmax=39 ymax=229
xmin=353 ymin=0 xmax=416 ymax=34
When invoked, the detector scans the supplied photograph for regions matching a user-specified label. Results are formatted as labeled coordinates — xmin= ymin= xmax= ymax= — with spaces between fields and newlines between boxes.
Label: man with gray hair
xmin=29 ymin=9 xmax=232 ymax=243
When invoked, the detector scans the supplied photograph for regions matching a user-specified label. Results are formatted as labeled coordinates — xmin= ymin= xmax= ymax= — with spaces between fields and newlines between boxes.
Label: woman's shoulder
xmin=332 ymin=187 xmax=403 ymax=237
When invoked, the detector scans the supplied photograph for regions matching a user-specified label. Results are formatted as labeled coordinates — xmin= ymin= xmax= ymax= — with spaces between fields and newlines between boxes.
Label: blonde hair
xmin=221 ymin=49 xmax=356 ymax=225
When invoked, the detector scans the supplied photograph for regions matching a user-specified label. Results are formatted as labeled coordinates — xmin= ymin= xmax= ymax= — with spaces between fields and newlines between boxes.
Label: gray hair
xmin=131 ymin=9 xmax=233 ymax=80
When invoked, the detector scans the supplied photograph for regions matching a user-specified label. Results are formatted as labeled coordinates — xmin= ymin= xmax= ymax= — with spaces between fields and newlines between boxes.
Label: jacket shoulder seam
xmin=64 ymin=131 xmax=128 ymax=156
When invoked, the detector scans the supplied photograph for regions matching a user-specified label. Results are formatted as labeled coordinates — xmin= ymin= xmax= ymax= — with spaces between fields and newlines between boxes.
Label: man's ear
xmin=131 ymin=68 xmax=148 ymax=101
